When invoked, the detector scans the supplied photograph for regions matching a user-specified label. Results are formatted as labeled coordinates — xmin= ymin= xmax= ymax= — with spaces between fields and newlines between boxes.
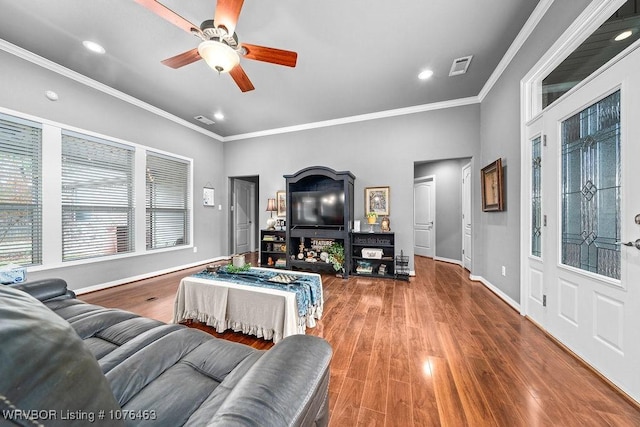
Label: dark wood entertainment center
xmin=284 ymin=166 xmax=355 ymax=277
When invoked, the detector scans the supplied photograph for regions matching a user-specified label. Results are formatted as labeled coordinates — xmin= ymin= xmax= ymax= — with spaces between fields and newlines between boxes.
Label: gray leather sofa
xmin=0 ymin=279 xmax=331 ymax=426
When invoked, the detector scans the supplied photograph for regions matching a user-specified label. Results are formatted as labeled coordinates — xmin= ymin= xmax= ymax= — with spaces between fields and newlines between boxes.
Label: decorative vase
xmin=266 ymin=217 xmax=276 ymax=230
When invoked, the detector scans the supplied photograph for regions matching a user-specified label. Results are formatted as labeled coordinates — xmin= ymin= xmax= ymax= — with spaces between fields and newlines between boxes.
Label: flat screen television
xmin=290 ymin=190 xmax=344 ymax=226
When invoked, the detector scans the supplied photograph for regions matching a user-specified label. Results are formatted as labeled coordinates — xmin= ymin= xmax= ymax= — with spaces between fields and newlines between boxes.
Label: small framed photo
xmin=203 ymin=187 xmax=215 ymax=206
xmin=276 ymin=190 xmax=286 ymax=217
xmin=481 ymin=158 xmax=504 ymax=212
xmin=365 ymin=186 xmax=390 ymax=216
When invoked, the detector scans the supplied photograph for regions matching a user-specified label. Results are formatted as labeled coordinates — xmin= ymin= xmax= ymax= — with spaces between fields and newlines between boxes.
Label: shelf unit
xmin=351 ymin=232 xmax=395 ymax=279
xmin=284 ymin=166 xmax=355 ymax=277
xmin=259 ymin=229 xmax=287 ymax=268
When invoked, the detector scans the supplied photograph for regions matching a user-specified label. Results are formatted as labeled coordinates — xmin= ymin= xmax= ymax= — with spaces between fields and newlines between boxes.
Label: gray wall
xmin=477 ymin=0 xmax=592 ymax=301
xmin=223 ymin=105 xmax=481 ymax=273
xmin=0 ymin=0 xmax=593 ymax=301
xmin=414 ymin=158 xmax=471 ymax=262
xmin=0 ymin=51 xmax=227 ymax=291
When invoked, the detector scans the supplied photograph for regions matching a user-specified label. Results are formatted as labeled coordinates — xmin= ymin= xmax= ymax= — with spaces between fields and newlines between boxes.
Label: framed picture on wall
xmin=481 ymin=158 xmax=504 ymax=212
xmin=276 ymin=190 xmax=286 ymax=217
xmin=203 ymin=187 xmax=215 ymax=206
xmin=365 ymin=186 xmax=390 ymax=216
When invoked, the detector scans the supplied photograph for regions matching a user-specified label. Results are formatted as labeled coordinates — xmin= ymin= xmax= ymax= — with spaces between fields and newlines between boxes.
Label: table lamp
xmin=266 ymin=198 xmax=277 ymax=230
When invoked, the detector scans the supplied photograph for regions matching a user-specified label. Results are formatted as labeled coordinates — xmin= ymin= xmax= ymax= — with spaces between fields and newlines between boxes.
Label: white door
xmin=461 ymin=163 xmax=472 ymax=270
xmin=233 ymin=179 xmax=255 ymax=254
xmin=414 ymin=178 xmax=435 ymax=258
xmin=523 ymin=118 xmax=546 ymax=329
xmin=539 ymin=46 xmax=640 ymax=401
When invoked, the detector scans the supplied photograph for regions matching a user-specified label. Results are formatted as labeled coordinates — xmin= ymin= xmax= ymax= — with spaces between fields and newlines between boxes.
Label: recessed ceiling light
xmin=614 ymin=30 xmax=633 ymax=41
xmin=45 ymin=90 xmax=59 ymax=101
xmin=418 ymin=69 xmax=434 ymax=80
xmin=214 ymin=112 xmax=225 ymax=120
xmin=82 ymin=40 xmax=105 ymax=54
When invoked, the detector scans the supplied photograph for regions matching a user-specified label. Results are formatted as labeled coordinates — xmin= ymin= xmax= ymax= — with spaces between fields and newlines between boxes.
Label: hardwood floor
xmin=80 ymin=255 xmax=640 ymax=426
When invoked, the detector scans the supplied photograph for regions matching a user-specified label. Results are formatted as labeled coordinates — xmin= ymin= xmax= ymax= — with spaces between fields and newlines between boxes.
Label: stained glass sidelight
xmin=561 ymin=90 xmax=621 ymax=279
xmin=531 ymin=136 xmax=542 ymax=257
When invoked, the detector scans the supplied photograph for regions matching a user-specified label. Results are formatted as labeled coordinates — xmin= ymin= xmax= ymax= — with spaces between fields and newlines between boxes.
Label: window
xmin=146 ymin=152 xmax=190 ymax=249
xmin=531 ymin=136 xmax=542 ymax=257
xmin=541 ymin=1 xmax=640 ymax=109
xmin=561 ymin=90 xmax=620 ymax=279
xmin=61 ymin=131 xmax=134 ymax=261
xmin=0 ymin=113 xmax=42 ymax=266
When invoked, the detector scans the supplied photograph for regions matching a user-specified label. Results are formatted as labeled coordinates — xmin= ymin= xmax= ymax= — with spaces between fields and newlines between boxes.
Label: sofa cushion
xmin=0 ymin=285 xmax=123 ymax=427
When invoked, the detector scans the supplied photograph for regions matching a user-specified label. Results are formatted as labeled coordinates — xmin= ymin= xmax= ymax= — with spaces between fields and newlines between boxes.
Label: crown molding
xmin=478 ymin=0 xmax=555 ymax=101
xmin=2 ymin=0 xmax=548 ymax=146
xmin=0 ymin=39 xmax=225 ymax=142
xmin=224 ymin=96 xmax=480 ymax=142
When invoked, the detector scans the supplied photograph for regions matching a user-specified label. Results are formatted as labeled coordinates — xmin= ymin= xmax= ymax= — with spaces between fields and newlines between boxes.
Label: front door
xmin=414 ymin=178 xmax=435 ymax=258
xmin=536 ymin=46 xmax=640 ymax=401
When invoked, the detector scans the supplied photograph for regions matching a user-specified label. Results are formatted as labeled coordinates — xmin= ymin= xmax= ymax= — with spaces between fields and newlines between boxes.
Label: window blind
xmin=146 ymin=152 xmax=190 ymax=249
xmin=0 ymin=113 xmax=42 ymax=266
xmin=61 ymin=131 xmax=134 ymax=261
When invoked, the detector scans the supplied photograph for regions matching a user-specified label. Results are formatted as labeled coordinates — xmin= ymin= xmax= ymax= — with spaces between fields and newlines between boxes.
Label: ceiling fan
xmin=133 ymin=0 xmax=298 ymax=92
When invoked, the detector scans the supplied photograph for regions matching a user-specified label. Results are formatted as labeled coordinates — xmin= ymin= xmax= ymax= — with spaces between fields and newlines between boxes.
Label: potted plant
xmin=326 ymin=242 xmax=345 ymax=276
xmin=366 ymin=211 xmax=377 ymax=224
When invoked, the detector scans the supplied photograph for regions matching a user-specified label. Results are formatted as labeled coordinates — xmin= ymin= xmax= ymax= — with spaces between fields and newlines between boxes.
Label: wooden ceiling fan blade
xmin=242 ymin=43 xmax=297 ymax=67
xmin=214 ymin=0 xmax=244 ymax=36
xmin=230 ymin=65 xmax=255 ymax=92
xmin=133 ymin=0 xmax=199 ymax=34
xmin=161 ymin=48 xmax=201 ymax=69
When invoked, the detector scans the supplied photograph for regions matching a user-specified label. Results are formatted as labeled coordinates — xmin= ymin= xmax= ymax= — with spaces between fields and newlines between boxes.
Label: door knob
xmin=616 ymin=239 xmax=640 ymax=250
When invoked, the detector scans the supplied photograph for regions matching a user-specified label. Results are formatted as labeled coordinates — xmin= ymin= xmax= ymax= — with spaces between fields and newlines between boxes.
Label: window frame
xmin=0 ymin=106 xmax=194 ymax=271
xmin=0 ymin=112 xmax=43 ymax=267
xmin=145 ymin=150 xmax=193 ymax=251
xmin=60 ymin=130 xmax=136 ymax=262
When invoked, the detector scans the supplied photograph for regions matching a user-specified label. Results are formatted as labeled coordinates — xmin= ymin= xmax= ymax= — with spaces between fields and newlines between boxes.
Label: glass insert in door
xmin=531 ymin=136 xmax=542 ymax=257
xmin=561 ymin=90 xmax=621 ymax=279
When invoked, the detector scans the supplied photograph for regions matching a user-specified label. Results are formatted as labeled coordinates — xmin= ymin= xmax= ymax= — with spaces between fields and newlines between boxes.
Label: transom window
xmin=541 ymin=0 xmax=640 ymax=110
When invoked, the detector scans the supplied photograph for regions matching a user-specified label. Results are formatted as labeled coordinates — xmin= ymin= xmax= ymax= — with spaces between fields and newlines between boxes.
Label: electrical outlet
xmin=501 ymin=266 xmax=506 ymax=276
xmin=193 ymin=246 xmax=198 ymax=253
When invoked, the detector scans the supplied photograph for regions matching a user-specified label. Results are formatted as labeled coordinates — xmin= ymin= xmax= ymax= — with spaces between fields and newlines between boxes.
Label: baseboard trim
xmin=433 ymin=256 xmax=462 ymax=266
xmin=74 ymin=256 xmax=231 ymax=295
xmin=469 ymin=274 xmax=521 ymax=312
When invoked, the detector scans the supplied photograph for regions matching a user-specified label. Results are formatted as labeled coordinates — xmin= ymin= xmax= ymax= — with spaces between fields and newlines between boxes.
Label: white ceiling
xmin=0 ymin=0 xmax=540 ymax=139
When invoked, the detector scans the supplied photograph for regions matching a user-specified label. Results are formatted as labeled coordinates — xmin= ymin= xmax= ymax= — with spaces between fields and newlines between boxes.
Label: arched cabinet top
xmin=284 ymin=166 xmax=355 ymax=184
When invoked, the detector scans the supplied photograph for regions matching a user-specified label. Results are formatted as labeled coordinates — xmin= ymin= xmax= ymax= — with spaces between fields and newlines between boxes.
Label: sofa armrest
xmin=210 ymin=334 xmax=332 ymax=427
xmin=9 ymin=278 xmax=76 ymax=302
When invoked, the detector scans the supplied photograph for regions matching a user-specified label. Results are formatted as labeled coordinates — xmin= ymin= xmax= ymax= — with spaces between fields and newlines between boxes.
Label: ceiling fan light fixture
xmin=198 ymin=40 xmax=239 ymax=73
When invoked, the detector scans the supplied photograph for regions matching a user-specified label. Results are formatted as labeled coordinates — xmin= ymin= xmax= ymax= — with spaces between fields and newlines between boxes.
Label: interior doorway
xmin=229 ymin=176 xmax=258 ymax=255
xmin=414 ymin=158 xmax=472 ymax=265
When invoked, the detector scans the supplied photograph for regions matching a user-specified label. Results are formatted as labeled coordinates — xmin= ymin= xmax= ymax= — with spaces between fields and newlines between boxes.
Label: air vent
xmin=449 ymin=55 xmax=473 ymax=76
xmin=194 ymin=115 xmax=215 ymax=125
